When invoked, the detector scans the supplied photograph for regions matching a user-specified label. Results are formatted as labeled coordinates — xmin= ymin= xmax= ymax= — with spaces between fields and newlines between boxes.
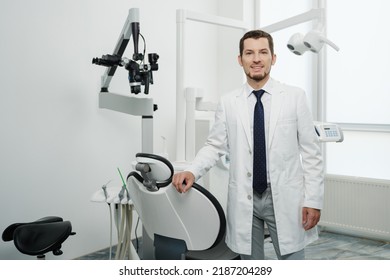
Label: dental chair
xmin=126 ymin=153 xmax=239 ymax=260
xmin=2 ymin=216 xmax=75 ymax=259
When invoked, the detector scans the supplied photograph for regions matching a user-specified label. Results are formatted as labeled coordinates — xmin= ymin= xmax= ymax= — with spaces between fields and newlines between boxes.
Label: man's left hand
xmin=302 ymin=207 xmax=321 ymax=231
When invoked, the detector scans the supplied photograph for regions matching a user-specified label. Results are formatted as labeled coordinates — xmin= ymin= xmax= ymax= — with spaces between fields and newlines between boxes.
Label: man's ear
xmin=271 ymin=54 xmax=277 ymax=66
xmin=237 ymin=55 xmax=243 ymax=66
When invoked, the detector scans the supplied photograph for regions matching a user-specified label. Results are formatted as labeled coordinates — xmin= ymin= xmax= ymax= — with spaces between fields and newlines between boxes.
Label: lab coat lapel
xmin=269 ymin=89 xmax=283 ymax=148
xmin=235 ymin=90 xmax=252 ymax=149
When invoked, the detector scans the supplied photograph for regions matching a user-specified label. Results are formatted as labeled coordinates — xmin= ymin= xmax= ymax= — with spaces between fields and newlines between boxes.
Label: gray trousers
xmin=240 ymin=187 xmax=305 ymax=260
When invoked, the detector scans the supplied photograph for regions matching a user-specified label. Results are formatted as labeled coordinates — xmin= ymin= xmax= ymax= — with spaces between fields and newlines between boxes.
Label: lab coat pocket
xmin=282 ymin=152 xmax=302 ymax=184
xmin=276 ymin=118 xmax=299 ymax=150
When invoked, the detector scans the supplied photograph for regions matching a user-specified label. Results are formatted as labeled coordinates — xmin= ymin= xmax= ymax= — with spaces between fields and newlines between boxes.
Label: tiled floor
xmin=265 ymin=230 xmax=390 ymax=260
xmin=76 ymin=230 xmax=390 ymax=260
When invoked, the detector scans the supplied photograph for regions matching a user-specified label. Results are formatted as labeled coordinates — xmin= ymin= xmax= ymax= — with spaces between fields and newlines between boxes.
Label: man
xmin=172 ymin=30 xmax=324 ymax=260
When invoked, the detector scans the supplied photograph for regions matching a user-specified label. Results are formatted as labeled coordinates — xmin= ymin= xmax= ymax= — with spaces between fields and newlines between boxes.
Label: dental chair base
xmin=153 ymin=233 xmax=239 ymax=260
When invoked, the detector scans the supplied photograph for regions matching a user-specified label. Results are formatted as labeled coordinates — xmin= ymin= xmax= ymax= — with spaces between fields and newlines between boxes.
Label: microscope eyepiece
xmin=92 ymin=54 xmax=122 ymax=67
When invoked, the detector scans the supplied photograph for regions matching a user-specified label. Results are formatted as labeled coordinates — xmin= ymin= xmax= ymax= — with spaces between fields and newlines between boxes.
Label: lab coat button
xmin=247 ymin=195 xmax=252 ymax=200
xmin=247 ymin=172 xmax=252 ymax=177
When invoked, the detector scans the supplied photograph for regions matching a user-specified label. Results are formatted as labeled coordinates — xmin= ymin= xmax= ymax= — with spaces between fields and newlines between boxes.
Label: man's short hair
xmin=239 ymin=30 xmax=274 ymax=56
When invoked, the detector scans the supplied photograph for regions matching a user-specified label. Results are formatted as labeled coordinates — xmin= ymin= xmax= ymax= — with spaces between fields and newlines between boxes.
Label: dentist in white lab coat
xmin=172 ymin=30 xmax=324 ymax=260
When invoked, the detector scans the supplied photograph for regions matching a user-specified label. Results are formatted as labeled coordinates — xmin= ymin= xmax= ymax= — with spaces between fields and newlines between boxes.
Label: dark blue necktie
xmin=253 ymin=89 xmax=267 ymax=194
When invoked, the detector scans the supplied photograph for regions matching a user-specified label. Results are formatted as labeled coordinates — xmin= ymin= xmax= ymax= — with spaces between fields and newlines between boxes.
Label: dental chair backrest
xmin=126 ymin=153 xmax=226 ymax=253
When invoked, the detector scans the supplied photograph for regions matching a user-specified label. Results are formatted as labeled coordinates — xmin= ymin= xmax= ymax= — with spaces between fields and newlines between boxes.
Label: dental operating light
xmin=287 ymin=29 xmax=339 ymax=55
xmin=260 ymin=8 xmax=340 ymax=56
xmin=287 ymin=33 xmax=308 ymax=55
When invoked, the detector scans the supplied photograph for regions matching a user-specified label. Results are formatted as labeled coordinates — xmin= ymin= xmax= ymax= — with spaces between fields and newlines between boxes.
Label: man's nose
xmin=253 ymin=53 xmax=262 ymax=61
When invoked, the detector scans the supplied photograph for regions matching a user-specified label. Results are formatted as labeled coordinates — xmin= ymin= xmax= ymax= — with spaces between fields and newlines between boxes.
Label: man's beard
xmin=245 ymin=69 xmax=270 ymax=82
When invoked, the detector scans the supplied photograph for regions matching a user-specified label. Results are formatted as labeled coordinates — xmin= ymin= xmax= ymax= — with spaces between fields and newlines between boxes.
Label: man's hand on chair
xmin=172 ymin=171 xmax=195 ymax=193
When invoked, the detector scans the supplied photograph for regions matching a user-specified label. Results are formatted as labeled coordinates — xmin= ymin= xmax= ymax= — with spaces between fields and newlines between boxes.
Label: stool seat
xmin=2 ymin=216 xmax=64 ymax=242
xmin=2 ymin=216 xmax=75 ymax=258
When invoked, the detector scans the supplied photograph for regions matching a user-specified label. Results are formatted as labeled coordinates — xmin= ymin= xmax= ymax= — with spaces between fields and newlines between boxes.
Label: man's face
xmin=238 ymin=37 xmax=276 ymax=84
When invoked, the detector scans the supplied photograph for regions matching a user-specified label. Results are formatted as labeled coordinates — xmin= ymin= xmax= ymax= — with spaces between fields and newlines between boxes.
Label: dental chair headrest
xmin=127 ymin=153 xmax=174 ymax=191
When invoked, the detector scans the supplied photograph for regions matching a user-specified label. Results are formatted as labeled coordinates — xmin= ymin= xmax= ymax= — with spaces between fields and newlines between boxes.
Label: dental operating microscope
xmin=91 ymin=8 xmax=160 ymax=260
xmin=92 ymin=8 xmax=159 ymax=154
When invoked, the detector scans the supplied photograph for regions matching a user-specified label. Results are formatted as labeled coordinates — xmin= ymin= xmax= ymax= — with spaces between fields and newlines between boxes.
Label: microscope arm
xmin=100 ymin=8 xmax=139 ymax=92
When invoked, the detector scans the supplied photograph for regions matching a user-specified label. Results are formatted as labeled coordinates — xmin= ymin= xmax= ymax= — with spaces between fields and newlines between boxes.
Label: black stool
xmin=2 ymin=216 xmax=75 ymax=259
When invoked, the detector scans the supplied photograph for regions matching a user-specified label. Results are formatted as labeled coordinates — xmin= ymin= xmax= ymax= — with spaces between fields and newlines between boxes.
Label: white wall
xmin=217 ymin=0 xmax=250 ymax=95
xmin=0 ymin=0 xmax=227 ymax=260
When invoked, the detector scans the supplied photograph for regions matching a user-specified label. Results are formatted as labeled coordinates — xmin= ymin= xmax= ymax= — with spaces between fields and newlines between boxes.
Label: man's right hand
xmin=171 ymin=171 xmax=195 ymax=193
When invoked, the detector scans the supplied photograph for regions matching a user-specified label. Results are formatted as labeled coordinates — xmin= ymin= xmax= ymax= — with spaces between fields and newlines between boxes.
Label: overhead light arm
xmin=261 ymin=8 xmax=322 ymax=33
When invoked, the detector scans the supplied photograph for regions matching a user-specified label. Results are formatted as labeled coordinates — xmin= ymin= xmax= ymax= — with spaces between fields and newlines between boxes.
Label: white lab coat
xmin=186 ymin=78 xmax=324 ymax=255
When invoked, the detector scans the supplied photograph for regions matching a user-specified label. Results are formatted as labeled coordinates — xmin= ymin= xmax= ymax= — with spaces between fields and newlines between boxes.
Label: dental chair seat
xmin=127 ymin=153 xmax=239 ymax=260
xmin=2 ymin=216 xmax=75 ymax=258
